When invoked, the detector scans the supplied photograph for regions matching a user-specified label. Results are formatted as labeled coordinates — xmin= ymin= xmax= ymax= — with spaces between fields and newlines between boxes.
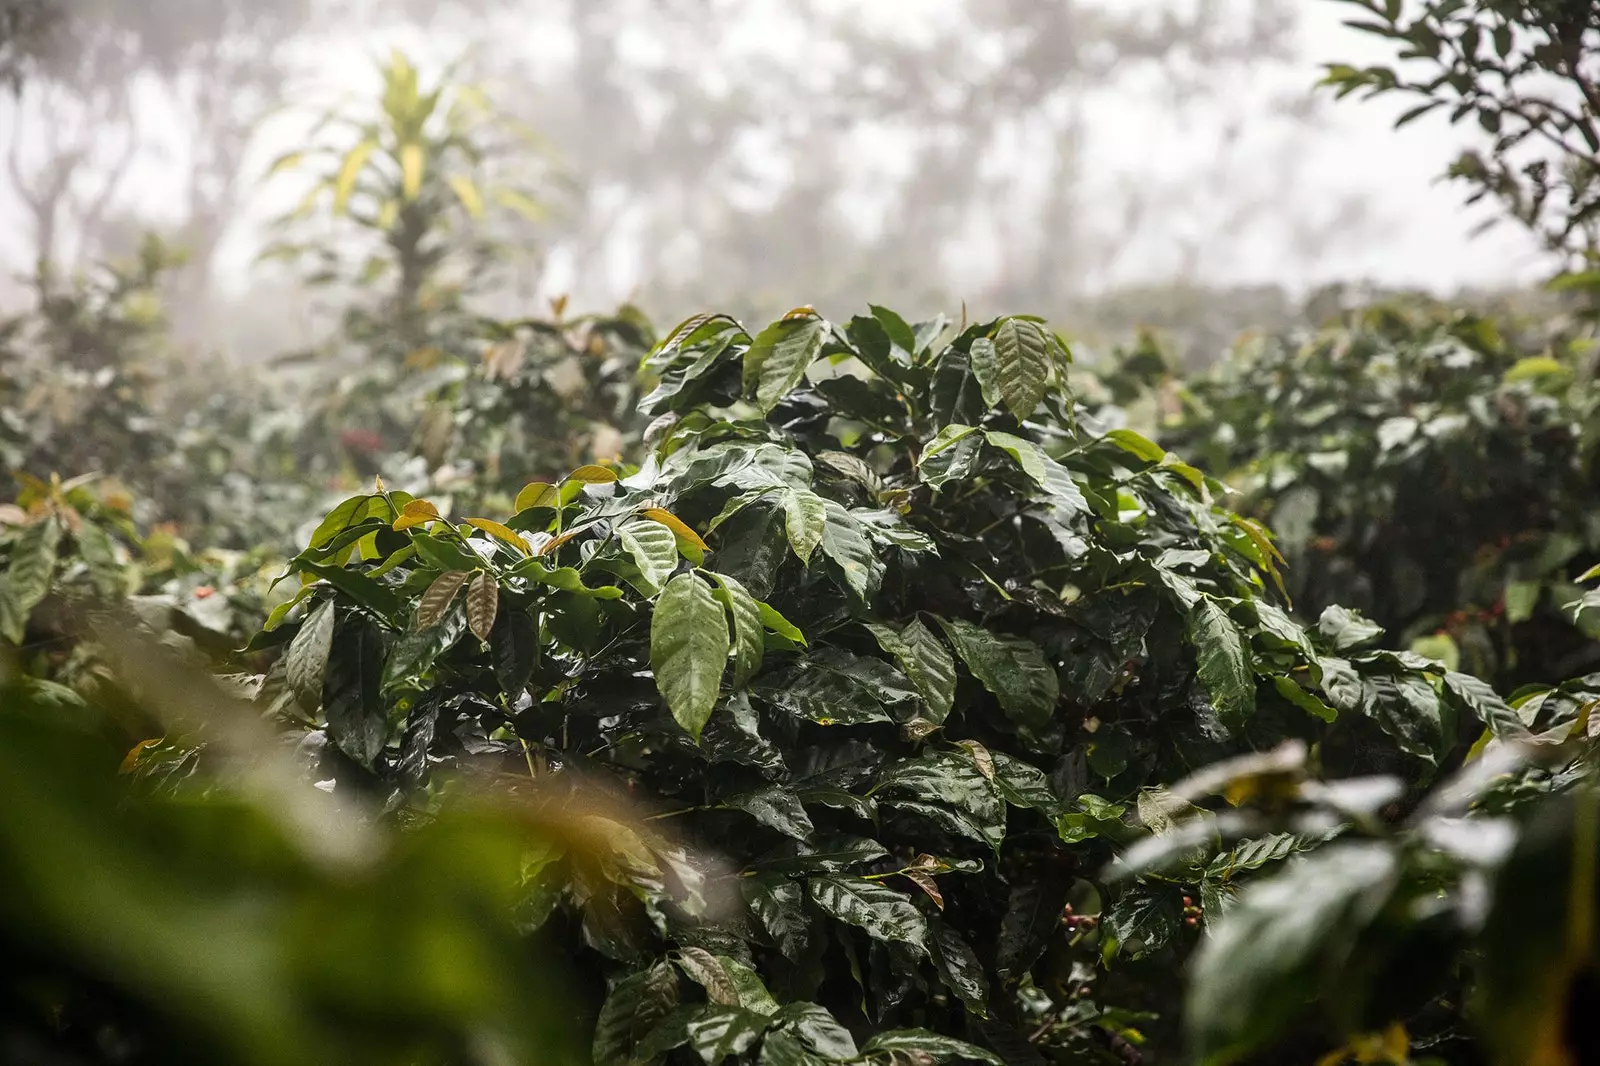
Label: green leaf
xmin=415 ymin=569 xmax=469 ymax=630
xmin=917 ymin=424 xmax=982 ymax=490
xmin=862 ymin=1029 xmax=1003 ymax=1065
xmin=465 ymin=571 xmax=499 ymax=643
xmin=756 ymin=600 xmax=806 ymax=646
xmin=491 ymin=608 xmax=539 ymax=698
xmin=819 ymin=501 xmax=883 ymax=603
xmin=724 ymin=784 xmax=815 ymax=841
xmin=992 ymin=317 xmax=1051 ymax=420
xmin=285 ymin=599 xmax=336 ymax=711
xmin=744 ymin=314 xmax=827 ymax=413
xmin=676 ymin=947 xmax=740 ymax=1006
xmin=931 ymin=925 xmax=989 ymax=1017
xmin=770 ymin=1002 xmax=856 ymax=1060
xmin=1315 ymin=605 xmax=1385 ymax=651
xmin=983 ymin=430 xmax=1047 ymax=486
xmin=743 ymin=876 xmax=815 ymax=961
xmin=323 ymin=615 xmax=388 ymax=766
xmin=989 ymin=752 xmax=1062 ymax=815
xmin=384 ymin=604 xmax=465 ymax=687
xmin=1 ymin=517 xmax=60 ymax=641
xmin=780 ymin=489 xmax=827 ymax=564
xmin=711 ymin=572 xmax=764 ymax=688
xmin=620 ymin=519 xmax=681 ymax=592
xmin=967 ymin=337 xmax=1002 ymax=408
xmin=867 ymin=619 xmax=956 ymax=724
xmin=308 ymin=494 xmax=374 ymax=550
xmin=1188 ymin=844 xmax=1398 ymax=1065
xmin=1504 ymin=579 xmax=1541 ymax=624
xmin=297 ymin=560 xmax=404 ymax=620
xmin=1316 ymin=656 xmax=1364 ymax=716
xmin=685 ymin=1006 xmax=770 ymax=1065
xmin=1443 ymin=670 xmax=1525 ymax=739
xmin=759 ymin=1031 xmax=823 ymax=1066
xmin=934 ymin=617 xmax=1057 ymax=731
xmin=1187 ymin=600 xmax=1255 ymax=729
xmin=753 ymin=647 xmax=916 ymax=725
xmin=1272 ymin=675 xmax=1336 ymax=723
xmin=879 ymin=749 xmax=1006 ymax=852
xmin=73 ymin=520 xmax=123 ymax=599
xmin=869 ymin=303 xmax=918 ymax=356
xmin=410 ymin=533 xmax=483 ymax=573
xmin=1104 ymin=884 xmax=1182 ymax=958
xmin=1104 ymin=428 xmax=1167 ymax=464
xmin=652 ymin=572 xmax=731 ymax=741
xmin=807 ymin=876 xmax=928 ymax=952
xmin=1363 ymin=672 xmax=1446 ymax=764
xmin=593 ymin=960 xmax=681 ymax=1066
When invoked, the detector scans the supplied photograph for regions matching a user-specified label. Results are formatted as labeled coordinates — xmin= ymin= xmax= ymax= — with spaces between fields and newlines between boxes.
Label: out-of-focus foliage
xmin=1323 ymin=0 xmax=1600 ymax=281
xmin=1137 ymin=696 xmax=1600 ymax=1065
xmin=0 ymin=638 xmax=621 ymax=1066
xmin=0 ymin=472 xmax=286 ymax=691
xmin=263 ymin=49 xmax=549 ymax=364
xmin=1095 ymin=297 xmax=1600 ymax=690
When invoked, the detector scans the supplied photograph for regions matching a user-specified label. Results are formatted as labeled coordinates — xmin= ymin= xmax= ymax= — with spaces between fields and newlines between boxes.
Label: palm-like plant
xmin=263 ymin=50 xmax=549 ymax=362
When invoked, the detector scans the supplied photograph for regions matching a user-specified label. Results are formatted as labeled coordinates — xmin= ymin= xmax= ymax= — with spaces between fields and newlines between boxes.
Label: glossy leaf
xmin=652 ymin=572 xmax=731 ymax=741
xmin=712 ymin=572 xmax=764 ymax=688
xmin=285 ymin=599 xmax=335 ymax=711
xmin=1188 ymin=599 xmax=1255 ymax=730
xmin=807 ymin=876 xmax=928 ymax=953
xmin=935 ymin=617 xmax=1057 ymax=731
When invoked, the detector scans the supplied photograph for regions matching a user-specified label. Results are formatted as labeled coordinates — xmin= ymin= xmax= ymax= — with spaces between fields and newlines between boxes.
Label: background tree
xmin=1323 ymin=0 xmax=1600 ymax=282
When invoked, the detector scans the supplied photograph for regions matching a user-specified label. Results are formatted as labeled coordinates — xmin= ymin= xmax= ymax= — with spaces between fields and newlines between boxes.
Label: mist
xmin=0 ymin=0 xmax=1547 ymax=364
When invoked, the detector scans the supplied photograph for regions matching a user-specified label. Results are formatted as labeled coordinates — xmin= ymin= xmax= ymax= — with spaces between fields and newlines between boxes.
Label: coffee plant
xmin=1120 ymin=298 xmax=1600 ymax=691
xmin=252 ymin=304 xmax=1518 ymax=1064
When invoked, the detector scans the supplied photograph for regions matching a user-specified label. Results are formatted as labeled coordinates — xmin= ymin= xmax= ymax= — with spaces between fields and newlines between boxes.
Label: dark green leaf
xmin=807 ymin=876 xmax=928 ymax=953
xmin=593 ymin=960 xmax=681 ymax=1066
xmin=725 ymin=785 xmax=815 ymax=841
xmin=745 ymin=314 xmax=827 ymax=414
xmin=1188 ymin=844 xmax=1398 ymax=1065
xmin=1316 ymin=605 xmax=1385 ymax=652
xmin=935 ymin=617 xmax=1058 ymax=732
xmin=285 ymin=599 xmax=335 ymax=711
xmin=866 ymin=619 xmax=956 ymax=724
xmin=1187 ymin=600 xmax=1255 ymax=729
xmin=862 ymin=1029 xmax=1003 ymax=1065
xmin=992 ymin=318 xmax=1051 ymax=420
xmin=712 ymin=572 xmax=764 ymax=688
xmin=323 ymin=615 xmax=388 ymax=766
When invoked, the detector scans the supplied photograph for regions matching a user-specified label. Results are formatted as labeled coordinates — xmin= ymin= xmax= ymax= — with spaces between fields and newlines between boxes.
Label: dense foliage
xmin=249 ymin=305 xmax=1528 ymax=1064
xmin=1116 ymin=299 xmax=1600 ymax=690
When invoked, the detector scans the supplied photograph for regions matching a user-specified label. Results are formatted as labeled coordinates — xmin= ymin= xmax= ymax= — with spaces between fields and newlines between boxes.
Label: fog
xmin=0 ymin=0 xmax=1546 ymax=360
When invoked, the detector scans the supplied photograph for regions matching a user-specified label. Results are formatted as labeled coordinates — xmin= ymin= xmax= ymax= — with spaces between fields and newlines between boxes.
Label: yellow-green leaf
xmin=400 ymin=142 xmax=425 ymax=201
xmin=493 ymin=187 xmax=546 ymax=221
xmin=566 ymin=464 xmax=619 ymax=485
xmin=334 ymin=139 xmax=378 ymax=214
xmin=642 ymin=507 xmax=709 ymax=557
xmin=515 ymin=481 xmax=561 ymax=511
xmin=462 ymin=517 xmax=530 ymax=555
xmin=447 ymin=174 xmax=484 ymax=218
